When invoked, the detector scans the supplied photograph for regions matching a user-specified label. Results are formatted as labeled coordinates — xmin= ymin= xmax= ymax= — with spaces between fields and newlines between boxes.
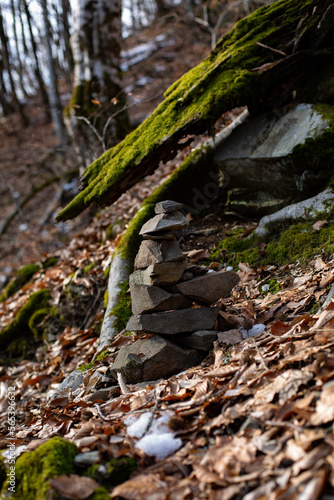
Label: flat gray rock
xmin=111 ymin=335 xmax=203 ymax=383
xmin=172 ymin=270 xmax=240 ymax=304
xmin=139 ymin=211 xmax=189 ymax=236
xmin=129 ymin=261 xmax=187 ymax=286
xmin=126 ymin=307 xmax=219 ymax=334
xmin=176 ymin=330 xmax=218 ymax=351
xmin=130 ymin=283 xmax=192 ymax=315
xmin=154 ymin=200 xmax=183 ymax=214
xmin=134 ymin=239 xmax=184 ymax=269
xmin=143 ymin=230 xmax=176 ymax=240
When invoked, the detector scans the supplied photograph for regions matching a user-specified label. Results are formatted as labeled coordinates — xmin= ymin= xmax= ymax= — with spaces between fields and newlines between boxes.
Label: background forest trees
xmin=0 ymin=0 xmax=272 ymax=160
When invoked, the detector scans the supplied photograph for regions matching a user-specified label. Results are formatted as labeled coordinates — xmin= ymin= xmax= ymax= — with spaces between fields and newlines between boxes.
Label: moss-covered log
xmin=0 ymin=264 xmax=40 ymax=303
xmin=57 ymin=0 xmax=334 ymax=222
xmin=0 ymin=289 xmax=51 ymax=350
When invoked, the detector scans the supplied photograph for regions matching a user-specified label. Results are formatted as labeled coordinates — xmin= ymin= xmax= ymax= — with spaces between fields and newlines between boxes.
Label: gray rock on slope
xmin=134 ymin=239 xmax=184 ymax=269
xmin=154 ymin=200 xmax=183 ymax=214
xmin=126 ymin=307 xmax=219 ymax=334
xmin=139 ymin=211 xmax=189 ymax=236
xmin=130 ymin=283 xmax=192 ymax=315
xmin=130 ymin=261 xmax=187 ymax=286
xmin=111 ymin=335 xmax=204 ymax=383
xmin=172 ymin=270 xmax=240 ymax=304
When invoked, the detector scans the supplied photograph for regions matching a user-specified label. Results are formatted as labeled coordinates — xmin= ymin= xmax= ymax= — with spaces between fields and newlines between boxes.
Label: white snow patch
xmin=125 ymin=411 xmax=182 ymax=459
xmin=240 ymin=324 xmax=266 ymax=339
xmin=226 ymin=266 xmax=234 ymax=271
xmin=261 ymin=284 xmax=270 ymax=292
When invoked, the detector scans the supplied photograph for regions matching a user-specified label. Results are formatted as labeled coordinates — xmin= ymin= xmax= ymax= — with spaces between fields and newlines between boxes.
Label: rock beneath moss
xmin=126 ymin=307 xmax=219 ymax=334
xmin=129 ymin=261 xmax=187 ymax=286
xmin=111 ymin=335 xmax=204 ymax=383
xmin=154 ymin=200 xmax=183 ymax=214
xmin=214 ymin=103 xmax=332 ymax=216
xmin=170 ymin=270 xmax=240 ymax=305
xmin=130 ymin=283 xmax=192 ymax=315
xmin=134 ymin=239 xmax=184 ymax=269
xmin=139 ymin=211 xmax=189 ymax=236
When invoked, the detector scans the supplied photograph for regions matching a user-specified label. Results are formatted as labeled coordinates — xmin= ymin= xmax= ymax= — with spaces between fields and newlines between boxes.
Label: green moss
xmin=1 ymin=437 xmax=76 ymax=500
xmin=0 ymin=289 xmax=51 ymax=350
xmin=87 ymin=487 xmax=110 ymax=500
xmin=28 ymin=308 xmax=51 ymax=340
xmin=211 ymin=218 xmax=334 ymax=267
xmin=95 ymin=350 xmax=109 ymax=361
xmin=0 ymin=264 xmax=40 ymax=302
xmin=78 ymin=362 xmax=96 ymax=372
xmin=42 ymin=256 xmax=59 ymax=269
xmin=84 ymin=262 xmax=96 ymax=274
xmin=57 ymin=0 xmax=320 ymax=222
xmin=290 ymin=104 xmax=334 ymax=177
xmin=104 ymin=290 xmax=109 ymax=309
xmin=109 ymin=281 xmax=132 ymax=332
xmin=262 ymin=279 xmax=282 ymax=295
xmin=84 ymin=457 xmax=137 ymax=489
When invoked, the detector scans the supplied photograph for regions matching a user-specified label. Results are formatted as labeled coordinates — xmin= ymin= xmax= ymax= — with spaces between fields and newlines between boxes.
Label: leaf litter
xmin=2 ymin=179 xmax=334 ymax=498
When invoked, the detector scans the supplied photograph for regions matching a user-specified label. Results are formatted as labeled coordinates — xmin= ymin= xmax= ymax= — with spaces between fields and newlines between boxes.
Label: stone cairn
xmin=112 ymin=201 xmax=240 ymax=383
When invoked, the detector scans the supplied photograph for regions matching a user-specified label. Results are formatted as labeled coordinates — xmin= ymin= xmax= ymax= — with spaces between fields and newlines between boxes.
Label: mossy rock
xmin=0 ymin=289 xmax=51 ymax=351
xmin=0 ymin=437 xmax=77 ymax=500
xmin=0 ymin=264 xmax=40 ymax=303
xmin=109 ymin=281 xmax=132 ymax=332
xmin=57 ymin=0 xmax=333 ymax=222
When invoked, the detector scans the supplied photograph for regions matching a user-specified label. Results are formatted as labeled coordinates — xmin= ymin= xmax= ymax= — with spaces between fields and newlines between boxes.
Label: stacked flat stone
xmin=126 ymin=200 xmax=241 ymax=352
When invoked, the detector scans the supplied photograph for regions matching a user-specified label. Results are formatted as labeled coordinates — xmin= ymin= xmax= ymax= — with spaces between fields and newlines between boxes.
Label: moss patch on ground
xmin=211 ymin=218 xmax=334 ymax=267
xmin=0 ymin=437 xmax=76 ymax=500
xmin=0 ymin=264 xmax=40 ymax=303
xmin=0 ymin=289 xmax=51 ymax=351
xmin=56 ymin=0 xmax=325 ymax=222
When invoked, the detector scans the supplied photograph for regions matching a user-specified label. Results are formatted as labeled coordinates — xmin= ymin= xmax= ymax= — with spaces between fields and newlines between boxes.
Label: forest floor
xmin=1 ymin=7 xmax=334 ymax=500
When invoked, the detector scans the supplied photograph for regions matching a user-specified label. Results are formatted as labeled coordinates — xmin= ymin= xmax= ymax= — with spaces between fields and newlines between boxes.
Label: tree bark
xmin=0 ymin=6 xmax=28 ymax=126
xmin=22 ymin=0 xmax=51 ymax=121
xmin=68 ymin=0 xmax=131 ymax=159
xmin=40 ymin=0 xmax=68 ymax=147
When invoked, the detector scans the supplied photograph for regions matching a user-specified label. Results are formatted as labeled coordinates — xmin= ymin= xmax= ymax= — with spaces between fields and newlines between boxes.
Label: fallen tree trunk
xmin=56 ymin=0 xmax=334 ymax=222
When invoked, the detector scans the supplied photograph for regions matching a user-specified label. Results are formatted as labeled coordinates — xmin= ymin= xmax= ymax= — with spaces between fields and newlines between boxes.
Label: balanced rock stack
xmin=113 ymin=201 xmax=240 ymax=382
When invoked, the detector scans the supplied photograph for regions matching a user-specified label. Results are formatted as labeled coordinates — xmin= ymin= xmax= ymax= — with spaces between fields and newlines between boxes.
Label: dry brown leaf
xmin=50 ymin=475 xmax=99 ymax=499
xmin=312 ymin=220 xmax=328 ymax=231
xmin=311 ymin=381 xmax=334 ymax=425
xmin=111 ymin=473 xmax=168 ymax=499
xmin=217 ymin=329 xmax=243 ymax=345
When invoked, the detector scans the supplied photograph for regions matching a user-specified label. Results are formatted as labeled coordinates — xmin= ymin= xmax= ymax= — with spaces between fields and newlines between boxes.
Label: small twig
xmin=117 ymin=372 xmax=131 ymax=394
xmin=142 ymin=387 xmax=159 ymax=437
xmin=250 ymin=336 xmax=269 ymax=370
xmin=256 ymin=41 xmax=287 ymax=57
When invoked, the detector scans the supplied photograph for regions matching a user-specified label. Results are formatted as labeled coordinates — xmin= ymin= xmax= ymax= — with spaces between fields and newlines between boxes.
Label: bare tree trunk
xmin=0 ymin=58 xmax=12 ymax=115
xmin=10 ymin=0 xmax=28 ymax=98
xmin=68 ymin=0 xmax=131 ymax=160
xmin=60 ymin=0 xmax=74 ymax=90
xmin=22 ymin=0 xmax=51 ymax=121
xmin=0 ymin=6 xmax=28 ymax=126
xmin=40 ymin=0 xmax=68 ymax=146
